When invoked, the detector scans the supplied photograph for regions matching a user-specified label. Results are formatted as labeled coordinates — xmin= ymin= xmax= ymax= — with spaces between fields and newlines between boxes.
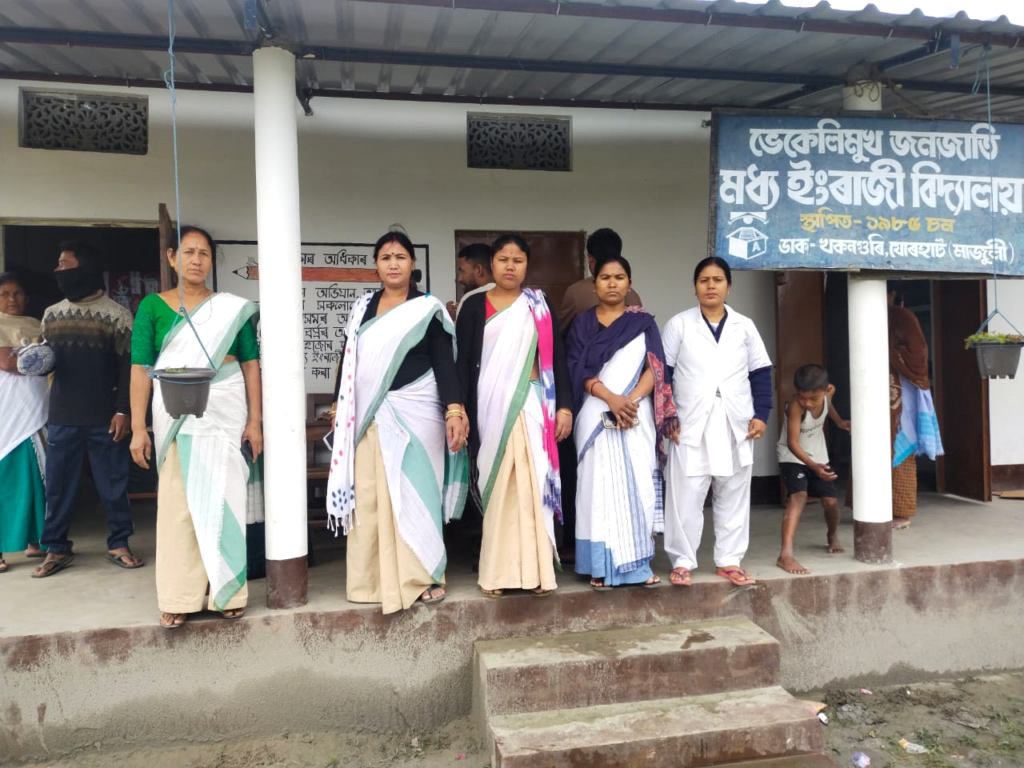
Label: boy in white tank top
xmin=776 ymin=364 xmax=851 ymax=575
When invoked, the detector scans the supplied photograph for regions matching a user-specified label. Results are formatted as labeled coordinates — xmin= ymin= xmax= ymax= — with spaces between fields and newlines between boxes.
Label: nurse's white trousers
xmin=664 ymin=459 xmax=752 ymax=571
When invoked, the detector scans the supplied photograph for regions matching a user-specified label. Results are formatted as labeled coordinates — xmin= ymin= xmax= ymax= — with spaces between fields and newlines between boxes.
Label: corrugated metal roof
xmin=0 ymin=0 xmax=1022 ymax=116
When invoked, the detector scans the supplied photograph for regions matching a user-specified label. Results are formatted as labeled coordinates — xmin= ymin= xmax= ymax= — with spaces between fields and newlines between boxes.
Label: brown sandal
xmin=160 ymin=612 xmax=186 ymax=629
xmin=222 ymin=608 xmax=245 ymax=620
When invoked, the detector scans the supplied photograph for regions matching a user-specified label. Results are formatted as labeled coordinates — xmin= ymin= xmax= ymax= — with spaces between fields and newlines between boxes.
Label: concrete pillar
xmin=848 ymin=276 xmax=893 ymax=563
xmin=843 ymin=82 xmax=883 ymax=111
xmin=252 ymin=45 xmax=308 ymax=608
xmin=841 ymin=80 xmax=892 ymax=563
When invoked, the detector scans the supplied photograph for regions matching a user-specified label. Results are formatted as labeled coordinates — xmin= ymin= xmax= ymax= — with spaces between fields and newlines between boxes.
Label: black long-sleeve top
xmin=455 ymin=291 xmax=572 ymax=458
xmin=332 ymin=288 xmax=460 ymax=413
xmin=41 ymin=295 xmax=133 ymax=426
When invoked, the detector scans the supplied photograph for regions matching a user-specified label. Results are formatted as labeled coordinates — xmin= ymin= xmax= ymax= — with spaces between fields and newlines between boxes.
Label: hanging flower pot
xmin=964 ymin=333 xmax=1024 ymax=380
xmin=154 ymin=367 xmax=216 ymax=418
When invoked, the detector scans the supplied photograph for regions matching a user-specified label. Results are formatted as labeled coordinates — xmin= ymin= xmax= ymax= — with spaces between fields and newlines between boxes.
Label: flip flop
xmin=717 ymin=567 xmax=757 ymax=586
xmin=31 ymin=553 xmax=74 ymax=578
xmin=669 ymin=568 xmax=691 ymax=587
xmin=642 ymin=576 xmax=662 ymax=588
xmin=222 ymin=608 xmax=245 ymax=620
xmin=0 ymin=558 xmax=8 ymax=573
xmin=419 ymin=585 xmax=446 ymax=605
xmin=531 ymin=588 xmax=554 ymax=598
xmin=480 ymin=588 xmax=503 ymax=599
xmin=160 ymin=612 xmax=186 ymax=629
xmin=590 ymin=579 xmax=613 ymax=592
xmin=892 ymin=518 xmax=911 ymax=530
xmin=107 ymin=550 xmax=144 ymax=569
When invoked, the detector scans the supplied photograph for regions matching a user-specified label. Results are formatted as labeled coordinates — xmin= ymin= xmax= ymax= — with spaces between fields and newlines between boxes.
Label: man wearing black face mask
xmin=32 ymin=242 xmax=142 ymax=578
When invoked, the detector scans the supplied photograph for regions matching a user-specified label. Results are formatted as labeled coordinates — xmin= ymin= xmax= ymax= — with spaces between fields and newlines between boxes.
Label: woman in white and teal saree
xmin=0 ymin=273 xmax=48 ymax=573
xmin=565 ymin=256 xmax=677 ymax=590
xmin=456 ymin=235 xmax=573 ymax=598
xmin=327 ymin=231 xmax=468 ymax=615
xmin=130 ymin=226 xmax=263 ymax=629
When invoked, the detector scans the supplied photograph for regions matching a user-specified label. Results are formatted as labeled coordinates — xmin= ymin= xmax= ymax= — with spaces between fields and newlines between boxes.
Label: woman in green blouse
xmin=129 ymin=226 xmax=262 ymax=629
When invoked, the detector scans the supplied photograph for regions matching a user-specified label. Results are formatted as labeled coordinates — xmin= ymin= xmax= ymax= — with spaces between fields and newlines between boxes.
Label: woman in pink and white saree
xmin=456 ymin=235 xmax=573 ymax=598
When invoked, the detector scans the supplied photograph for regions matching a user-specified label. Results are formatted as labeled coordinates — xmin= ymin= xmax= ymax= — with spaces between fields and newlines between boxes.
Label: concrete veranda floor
xmin=1 ymin=491 xmax=1022 ymax=639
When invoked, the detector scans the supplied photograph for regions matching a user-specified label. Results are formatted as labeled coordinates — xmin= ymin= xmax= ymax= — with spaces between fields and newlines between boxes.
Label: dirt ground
xmin=811 ymin=672 xmax=1024 ymax=767
xmin=12 ymin=672 xmax=1024 ymax=768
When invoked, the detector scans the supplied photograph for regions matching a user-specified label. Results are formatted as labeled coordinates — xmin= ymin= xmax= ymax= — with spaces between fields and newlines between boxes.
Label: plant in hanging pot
xmin=153 ymin=366 xmax=217 ymax=418
xmin=964 ymin=332 xmax=1024 ymax=380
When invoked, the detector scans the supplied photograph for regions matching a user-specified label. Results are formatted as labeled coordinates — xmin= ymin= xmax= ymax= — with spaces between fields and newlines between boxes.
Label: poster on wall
xmin=108 ymin=270 xmax=161 ymax=316
xmin=709 ymin=112 xmax=1024 ymax=276
xmin=218 ymin=241 xmax=430 ymax=394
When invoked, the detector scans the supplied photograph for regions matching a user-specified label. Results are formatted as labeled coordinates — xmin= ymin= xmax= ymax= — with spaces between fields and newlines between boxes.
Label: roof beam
xmin=0 ymin=69 xmax=714 ymax=110
xmin=756 ymin=37 xmax=953 ymax=108
xmin=0 ymin=26 xmax=256 ymax=56
xmin=0 ymin=70 xmax=1016 ymax=119
xmin=347 ymin=0 xmax=1024 ymax=49
xmin=3 ymin=26 xmax=1024 ymax=99
xmin=299 ymin=43 xmax=1024 ymax=98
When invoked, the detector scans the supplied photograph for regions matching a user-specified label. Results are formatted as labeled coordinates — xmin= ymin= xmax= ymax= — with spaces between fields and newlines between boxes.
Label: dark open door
xmin=454 ymin=230 xmax=585 ymax=310
xmin=932 ymin=280 xmax=991 ymax=501
xmin=158 ymin=203 xmax=175 ymax=292
xmin=774 ymin=271 xmax=826 ymax=419
xmin=774 ymin=271 xmax=826 ymax=503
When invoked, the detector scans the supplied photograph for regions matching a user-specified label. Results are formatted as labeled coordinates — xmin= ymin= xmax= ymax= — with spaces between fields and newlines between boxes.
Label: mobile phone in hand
xmin=241 ymin=440 xmax=254 ymax=462
xmin=602 ymin=411 xmax=639 ymax=429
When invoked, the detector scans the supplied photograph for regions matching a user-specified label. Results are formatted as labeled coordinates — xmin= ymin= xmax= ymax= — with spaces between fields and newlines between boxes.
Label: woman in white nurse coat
xmin=661 ymin=256 xmax=772 ymax=587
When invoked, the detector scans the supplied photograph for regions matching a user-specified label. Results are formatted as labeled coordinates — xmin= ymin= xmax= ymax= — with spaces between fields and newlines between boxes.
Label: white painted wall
xmin=986 ymin=280 xmax=1024 ymax=465
xmin=0 ymin=78 xmax=779 ymax=474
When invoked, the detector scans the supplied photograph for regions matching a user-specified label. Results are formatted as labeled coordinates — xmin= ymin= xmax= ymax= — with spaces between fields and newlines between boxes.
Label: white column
xmin=252 ymin=45 xmax=308 ymax=607
xmin=848 ymin=276 xmax=893 ymax=562
xmin=843 ymin=82 xmax=883 ymax=111
xmin=841 ymin=80 xmax=892 ymax=562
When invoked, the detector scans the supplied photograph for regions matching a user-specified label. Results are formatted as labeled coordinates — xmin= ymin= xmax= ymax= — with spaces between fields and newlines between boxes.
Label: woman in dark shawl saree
xmin=565 ymin=256 xmax=677 ymax=589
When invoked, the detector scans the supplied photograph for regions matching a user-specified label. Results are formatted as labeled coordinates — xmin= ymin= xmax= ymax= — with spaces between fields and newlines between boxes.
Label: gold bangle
xmin=557 ymin=408 xmax=572 ymax=416
xmin=445 ymin=410 xmax=465 ymax=420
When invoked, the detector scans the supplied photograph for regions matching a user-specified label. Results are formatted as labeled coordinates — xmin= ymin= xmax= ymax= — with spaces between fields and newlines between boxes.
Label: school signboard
xmin=710 ymin=112 xmax=1024 ymax=276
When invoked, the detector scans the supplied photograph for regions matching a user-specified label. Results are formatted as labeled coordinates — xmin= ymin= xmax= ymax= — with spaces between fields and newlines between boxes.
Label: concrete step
xmin=488 ymin=686 xmax=824 ymax=768
xmin=474 ymin=617 xmax=780 ymax=725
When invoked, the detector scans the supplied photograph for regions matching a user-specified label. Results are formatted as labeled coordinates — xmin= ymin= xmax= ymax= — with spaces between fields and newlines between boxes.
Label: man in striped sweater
xmin=32 ymin=241 xmax=143 ymax=578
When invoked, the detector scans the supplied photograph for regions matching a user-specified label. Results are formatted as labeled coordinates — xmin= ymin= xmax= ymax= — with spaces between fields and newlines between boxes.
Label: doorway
xmin=775 ymin=271 xmax=990 ymax=502
xmin=453 ymin=230 xmax=585 ymax=310
xmin=2 ymin=221 xmax=162 ymax=500
xmin=2 ymin=223 xmax=161 ymax=318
